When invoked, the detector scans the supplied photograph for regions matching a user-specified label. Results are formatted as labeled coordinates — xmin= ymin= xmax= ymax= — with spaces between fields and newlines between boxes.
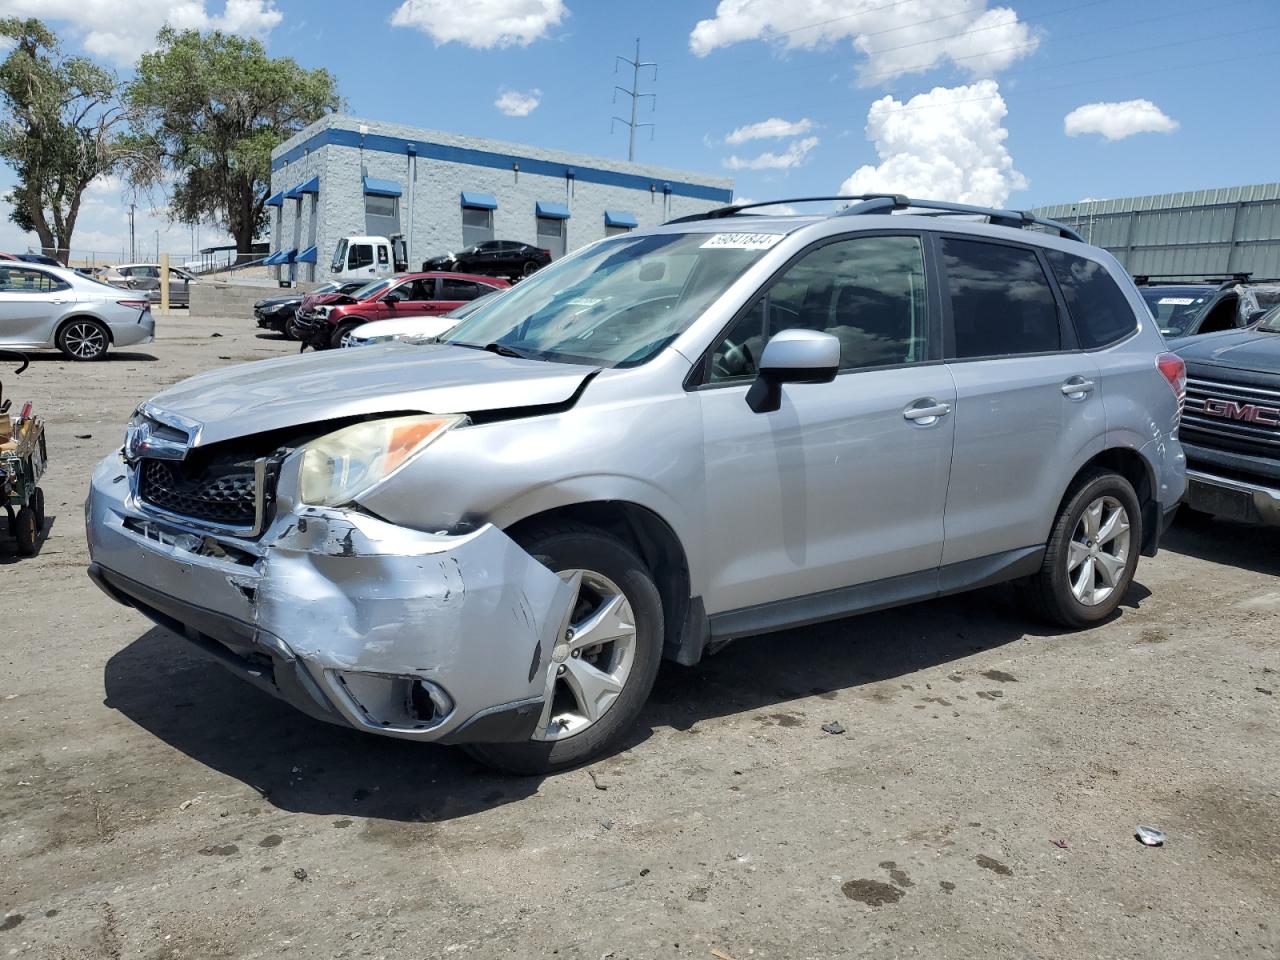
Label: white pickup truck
xmin=329 ymin=235 xmax=408 ymax=282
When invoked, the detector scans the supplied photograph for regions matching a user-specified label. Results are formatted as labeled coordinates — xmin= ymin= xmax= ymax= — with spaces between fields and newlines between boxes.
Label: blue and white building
xmin=265 ymin=115 xmax=734 ymax=283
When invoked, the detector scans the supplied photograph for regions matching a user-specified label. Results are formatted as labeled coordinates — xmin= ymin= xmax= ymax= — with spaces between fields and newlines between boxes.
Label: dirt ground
xmin=1 ymin=312 xmax=1277 ymax=960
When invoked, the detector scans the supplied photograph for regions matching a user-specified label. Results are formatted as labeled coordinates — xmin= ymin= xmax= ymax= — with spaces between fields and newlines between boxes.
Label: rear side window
xmin=942 ymin=238 xmax=1060 ymax=358
xmin=1045 ymin=250 xmax=1136 ymax=348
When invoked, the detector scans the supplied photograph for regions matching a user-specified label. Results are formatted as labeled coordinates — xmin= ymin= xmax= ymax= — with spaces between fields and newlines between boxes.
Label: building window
xmin=536 ymin=217 xmax=565 ymax=259
xmin=604 ymin=210 xmax=638 ymax=237
xmin=605 ymin=224 xmax=632 ymax=237
xmin=462 ymin=206 xmax=494 ymax=248
xmin=365 ymin=193 xmax=400 ymax=237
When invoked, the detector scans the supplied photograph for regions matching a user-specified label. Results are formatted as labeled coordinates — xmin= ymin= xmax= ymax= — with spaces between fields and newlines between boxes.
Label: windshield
xmin=442 ymin=232 xmax=775 ymax=366
xmin=1141 ymin=288 xmax=1212 ymax=336
xmin=350 ymin=278 xmax=392 ymax=300
xmin=1259 ymin=304 xmax=1280 ymax=333
xmin=312 ymin=281 xmax=339 ymax=295
xmin=330 ymin=239 xmax=348 ymax=273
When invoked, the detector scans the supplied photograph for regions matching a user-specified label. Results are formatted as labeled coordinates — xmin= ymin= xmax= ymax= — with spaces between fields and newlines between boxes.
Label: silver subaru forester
xmin=86 ymin=196 xmax=1187 ymax=773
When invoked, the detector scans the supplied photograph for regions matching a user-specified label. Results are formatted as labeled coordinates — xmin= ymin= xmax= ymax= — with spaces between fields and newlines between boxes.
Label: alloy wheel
xmin=63 ymin=322 xmax=107 ymax=359
xmin=532 ymin=569 xmax=638 ymax=741
xmin=1067 ymin=495 xmax=1131 ymax=606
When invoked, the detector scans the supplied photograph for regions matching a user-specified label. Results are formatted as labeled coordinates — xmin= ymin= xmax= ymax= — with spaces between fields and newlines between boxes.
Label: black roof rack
xmin=1131 ymin=272 xmax=1252 ymax=289
xmin=665 ymin=194 xmax=1084 ymax=242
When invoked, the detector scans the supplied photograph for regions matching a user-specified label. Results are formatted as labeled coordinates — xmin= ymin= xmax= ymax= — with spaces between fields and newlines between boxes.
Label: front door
xmin=936 ymin=235 xmax=1104 ymax=566
xmin=697 ymin=233 xmax=955 ymax=615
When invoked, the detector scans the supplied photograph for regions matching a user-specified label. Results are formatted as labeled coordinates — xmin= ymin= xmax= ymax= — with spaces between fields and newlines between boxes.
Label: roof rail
xmin=665 ymin=194 xmax=1084 ymax=241
xmin=1132 ymin=272 xmax=1252 ymax=288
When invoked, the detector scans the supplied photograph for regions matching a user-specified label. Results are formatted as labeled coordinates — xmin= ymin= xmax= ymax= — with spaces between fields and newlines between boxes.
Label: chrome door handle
xmin=1061 ymin=376 xmax=1095 ymax=399
xmin=904 ymin=399 xmax=952 ymax=425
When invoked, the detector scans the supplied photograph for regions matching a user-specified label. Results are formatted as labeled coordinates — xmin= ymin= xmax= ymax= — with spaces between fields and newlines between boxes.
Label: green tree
xmin=0 ymin=18 xmax=125 ymax=263
xmin=127 ymin=27 xmax=341 ymax=257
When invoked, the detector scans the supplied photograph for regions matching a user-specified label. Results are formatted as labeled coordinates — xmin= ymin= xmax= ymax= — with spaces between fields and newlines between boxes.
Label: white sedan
xmin=0 ymin=262 xmax=155 ymax=360
xmin=342 ymin=289 xmax=503 ymax=347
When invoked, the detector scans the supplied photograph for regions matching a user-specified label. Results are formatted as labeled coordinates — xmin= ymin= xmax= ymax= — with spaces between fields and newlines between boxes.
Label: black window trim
xmin=934 ymin=231 xmax=1078 ymax=364
xmin=685 ymin=228 xmax=946 ymax=392
xmin=0 ymin=264 xmax=71 ymax=294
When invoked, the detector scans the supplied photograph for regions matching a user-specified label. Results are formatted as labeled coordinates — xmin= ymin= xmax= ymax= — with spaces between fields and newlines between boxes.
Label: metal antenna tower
xmin=612 ymin=38 xmax=656 ymax=162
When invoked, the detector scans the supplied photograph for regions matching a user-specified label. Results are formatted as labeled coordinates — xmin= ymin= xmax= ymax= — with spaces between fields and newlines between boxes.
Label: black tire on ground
xmin=14 ymin=505 xmax=38 ymax=556
xmin=1022 ymin=467 xmax=1142 ymax=629
xmin=464 ymin=522 xmax=664 ymax=775
xmin=284 ymin=317 xmax=304 ymax=341
xmin=56 ymin=318 xmax=110 ymax=361
xmin=31 ymin=487 xmax=44 ymax=531
xmin=329 ymin=322 xmax=359 ymax=350
xmin=522 ymin=260 xmax=539 ymax=277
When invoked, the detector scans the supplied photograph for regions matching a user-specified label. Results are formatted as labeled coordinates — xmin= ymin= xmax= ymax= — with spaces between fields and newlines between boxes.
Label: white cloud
xmin=725 ymin=136 xmax=819 ymax=171
xmin=724 ymin=116 xmax=814 ymax=145
xmin=390 ymin=0 xmax=566 ymax=48
xmin=494 ymin=88 xmax=542 ymax=117
xmin=839 ymin=80 xmax=1027 ymax=208
xmin=690 ymin=0 xmax=1037 ymax=84
xmin=0 ymin=0 xmax=284 ymax=65
xmin=1063 ymin=99 xmax=1178 ymax=141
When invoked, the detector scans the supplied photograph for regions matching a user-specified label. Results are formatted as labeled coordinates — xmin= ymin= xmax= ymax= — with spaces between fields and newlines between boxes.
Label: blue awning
xmin=460 ymin=191 xmax=497 ymax=210
xmin=265 ymin=192 xmax=285 ymax=208
xmin=296 ymin=245 xmax=318 ymax=264
xmin=604 ymin=210 xmax=638 ymax=228
xmin=296 ymin=175 xmax=320 ymax=194
xmin=263 ymin=249 xmax=298 ymax=266
xmin=363 ymin=176 xmax=402 ymax=197
xmin=536 ymin=201 xmax=571 ymax=220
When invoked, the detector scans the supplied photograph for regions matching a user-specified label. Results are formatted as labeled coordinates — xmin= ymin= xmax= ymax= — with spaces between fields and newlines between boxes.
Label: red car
xmin=306 ymin=272 xmax=510 ymax=349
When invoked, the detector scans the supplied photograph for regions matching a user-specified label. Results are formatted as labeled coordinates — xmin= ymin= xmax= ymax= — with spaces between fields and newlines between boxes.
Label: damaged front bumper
xmin=86 ymin=452 xmax=573 ymax=744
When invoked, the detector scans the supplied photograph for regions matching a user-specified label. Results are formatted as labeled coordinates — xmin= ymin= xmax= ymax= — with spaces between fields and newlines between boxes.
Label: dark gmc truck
xmin=1173 ymin=307 xmax=1280 ymax=525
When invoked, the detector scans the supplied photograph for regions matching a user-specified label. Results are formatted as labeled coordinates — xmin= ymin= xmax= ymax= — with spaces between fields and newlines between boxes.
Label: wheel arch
xmin=1053 ymin=446 xmax=1159 ymax=557
xmin=504 ymin=500 xmax=707 ymax=666
xmin=55 ymin=313 xmax=114 ymax=345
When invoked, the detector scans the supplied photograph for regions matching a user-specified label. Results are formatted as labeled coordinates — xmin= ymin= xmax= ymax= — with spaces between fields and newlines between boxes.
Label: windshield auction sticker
xmin=1158 ymin=297 xmax=1196 ymax=305
xmin=701 ymin=233 xmax=785 ymax=250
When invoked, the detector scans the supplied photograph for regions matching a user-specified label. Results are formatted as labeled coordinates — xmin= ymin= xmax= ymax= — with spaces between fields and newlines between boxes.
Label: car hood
xmin=1171 ymin=328 xmax=1280 ymax=375
xmin=145 ymin=343 xmax=599 ymax=446
xmin=256 ymin=295 xmax=300 ymax=309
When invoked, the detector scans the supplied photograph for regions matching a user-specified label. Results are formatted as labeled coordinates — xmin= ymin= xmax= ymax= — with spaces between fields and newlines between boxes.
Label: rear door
xmin=0 ymin=266 xmax=72 ymax=346
xmin=697 ymin=232 xmax=955 ymax=614
xmin=938 ymin=235 xmax=1104 ymax=566
xmin=434 ymin=278 xmax=491 ymax=314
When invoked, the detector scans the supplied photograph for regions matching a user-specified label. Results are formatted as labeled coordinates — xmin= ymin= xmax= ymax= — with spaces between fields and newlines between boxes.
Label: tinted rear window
xmin=942 ymin=238 xmax=1060 ymax=358
xmin=1046 ymin=250 xmax=1136 ymax=348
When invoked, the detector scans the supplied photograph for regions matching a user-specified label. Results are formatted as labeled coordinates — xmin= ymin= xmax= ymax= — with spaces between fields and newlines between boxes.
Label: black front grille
xmin=1182 ymin=376 xmax=1280 ymax=458
xmin=138 ymin=459 xmax=258 ymax=527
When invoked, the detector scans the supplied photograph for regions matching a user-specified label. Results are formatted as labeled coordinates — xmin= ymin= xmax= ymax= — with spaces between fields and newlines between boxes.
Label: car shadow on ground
xmin=1161 ymin=512 xmax=1280 ymax=577
xmin=21 ymin=351 xmax=159 ymax=363
xmin=102 ymin=580 xmax=1149 ymax=823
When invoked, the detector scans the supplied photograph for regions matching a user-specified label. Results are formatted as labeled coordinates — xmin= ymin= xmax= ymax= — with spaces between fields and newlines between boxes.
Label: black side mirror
xmin=746 ymin=329 xmax=840 ymax=413
xmin=383 ymin=291 xmax=403 ymax=306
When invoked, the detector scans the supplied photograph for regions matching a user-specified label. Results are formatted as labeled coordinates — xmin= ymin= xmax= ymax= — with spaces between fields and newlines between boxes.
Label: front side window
xmin=444 ymin=232 xmax=774 ymax=366
xmin=942 ymin=238 xmax=1060 ymax=358
xmin=1045 ymin=249 xmax=1136 ymax=349
xmin=708 ymin=235 xmax=930 ymax=383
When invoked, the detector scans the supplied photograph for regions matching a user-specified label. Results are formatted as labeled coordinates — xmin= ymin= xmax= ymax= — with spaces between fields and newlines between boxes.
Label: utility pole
xmin=612 ymin=38 xmax=656 ymax=162
xmin=128 ymin=203 xmax=136 ymax=262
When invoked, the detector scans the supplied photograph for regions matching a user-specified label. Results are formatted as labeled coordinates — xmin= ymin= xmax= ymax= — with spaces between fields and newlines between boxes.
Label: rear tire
xmin=14 ymin=506 xmax=37 ymax=556
xmin=464 ymin=522 xmax=664 ymax=775
xmin=1023 ymin=468 xmax=1141 ymax=628
xmin=31 ymin=487 xmax=44 ymax=531
xmin=57 ymin=318 xmax=110 ymax=361
xmin=522 ymin=260 xmax=539 ymax=278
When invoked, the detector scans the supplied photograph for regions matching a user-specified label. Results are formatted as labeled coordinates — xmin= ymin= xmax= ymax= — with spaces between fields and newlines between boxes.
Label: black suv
xmin=1136 ymin=274 xmax=1279 ymax=338
xmin=422 ymin=240 xmax=551 ymax=280
xmin=1173 ymin=304 xmax=1280 ymax=525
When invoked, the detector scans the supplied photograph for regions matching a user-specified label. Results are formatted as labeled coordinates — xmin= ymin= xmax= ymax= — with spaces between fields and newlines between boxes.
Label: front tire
xmin=57 ymin=318 xmax=110 ymax=361
xmin=1024 ymin=468 xmax=1141 ymax=628
xmin=465 ymin=523 xmax=664 ymax=775
xmin=329 ymin=321 xmax=359 ymax=350
xmin=14 ymin=505 xmax=38 ymax=556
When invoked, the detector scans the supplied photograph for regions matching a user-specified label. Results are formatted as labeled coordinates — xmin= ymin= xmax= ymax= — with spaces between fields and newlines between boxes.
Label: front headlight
xmin=298 ymin=414 xmax=466 ymax=506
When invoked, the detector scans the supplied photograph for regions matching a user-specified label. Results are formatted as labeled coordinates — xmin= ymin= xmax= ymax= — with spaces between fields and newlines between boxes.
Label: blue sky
xmin=1 ymin=0 xmax=1277 ymax=258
